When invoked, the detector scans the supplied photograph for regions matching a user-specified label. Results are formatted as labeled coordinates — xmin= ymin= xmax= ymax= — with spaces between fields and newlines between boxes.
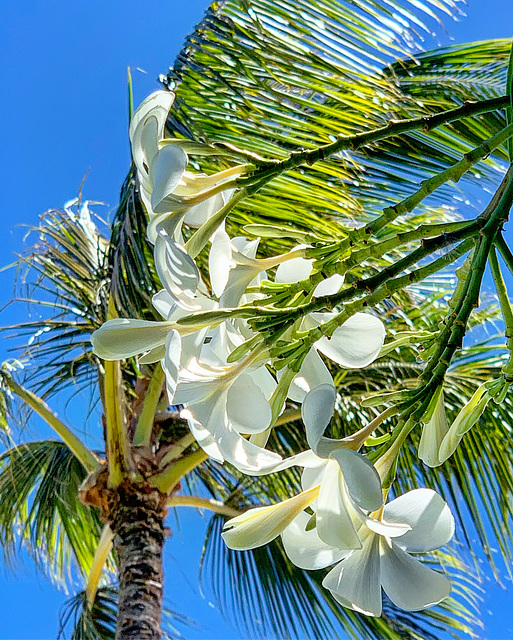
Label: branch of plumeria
xmin=237 ymin=96 xmax=510 ymax=190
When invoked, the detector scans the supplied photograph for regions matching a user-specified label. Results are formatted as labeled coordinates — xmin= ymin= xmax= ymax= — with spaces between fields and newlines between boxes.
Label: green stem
xmin=4 ymin=376 xmax=100 ymax=473
xmin=167 ymin=495 xmax=242 ymax=518
xmin=158 ymin=433 xmax=196 ymax=468
xmin=489 ymin=247 xmax=513 ymax=378
xmin=185 ymin=188 xmax=247 ymax=259
xmin=496 ymin=233 xmax=513 ymax=277
xmin=150 ymin=448 xmax=208 ymax=493
xmin=132 ymin=364 xmax=166 ymax=447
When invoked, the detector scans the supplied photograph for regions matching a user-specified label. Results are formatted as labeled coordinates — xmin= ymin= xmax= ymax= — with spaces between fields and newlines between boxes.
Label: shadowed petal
xmin=317 ymin=460 xmax=362 ymax=550
xmin=322 ymin=530 xmax=382 ymax=616
xmin=381 ymin=540 xmax=451 ymax=611
xmin=315 ymin=313 xmax=386 ymax=368
xmin=282 ymin=511 xmax=349 ymax=570
xmin=383 ymin=489 xmax=454 ymax=553
xmin=330 ymin=448 xmax=383 ymax=511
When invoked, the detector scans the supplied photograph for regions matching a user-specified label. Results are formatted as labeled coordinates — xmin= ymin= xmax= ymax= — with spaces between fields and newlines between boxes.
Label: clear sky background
xmin=1 ymin=1 xmax=513 ymax=639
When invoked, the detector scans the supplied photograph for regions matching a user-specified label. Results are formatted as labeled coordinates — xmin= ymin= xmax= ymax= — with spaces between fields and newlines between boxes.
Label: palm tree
xmin=1 ymin=1 xmax=513 ymax=639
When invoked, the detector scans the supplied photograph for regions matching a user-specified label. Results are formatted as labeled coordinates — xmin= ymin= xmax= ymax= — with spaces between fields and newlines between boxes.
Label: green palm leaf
xmin=0 ymin=441 xmax=112 ymax=584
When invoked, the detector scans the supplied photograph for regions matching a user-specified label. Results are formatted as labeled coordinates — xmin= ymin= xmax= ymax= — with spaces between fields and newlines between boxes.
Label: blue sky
xmin=1 ymin=0 xmax=513 ymax=638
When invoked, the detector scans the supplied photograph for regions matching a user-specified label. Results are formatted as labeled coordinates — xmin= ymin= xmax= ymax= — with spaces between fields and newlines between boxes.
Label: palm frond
xmin=3 ymin=206 xmax=109 ymax=397
xmin=0 ymin=440 xmax=112 ymax=585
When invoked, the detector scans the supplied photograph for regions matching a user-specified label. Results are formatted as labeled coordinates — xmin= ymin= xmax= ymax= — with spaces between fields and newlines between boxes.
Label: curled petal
xmin=162 ymin=330 xmax=181 ymax=403
xmin=151 ymin=145 xmax=188 ymax=213
xmin=281 ymin=511 xmax=349 ymax=570
xmin=288 ymin=348 xmax=334 ymax=403
xmin=316 ymin=460 xmax=362 ymax=550
xmin=380 ymin=540 xmax=451 ymax=611
xmin=322 ymin=530 xmax=382 ymax=617
xmin=154 ymin=235 xmax=199 ymax=297
xmin=330 ymin=448 xmax=383 ymax=512
xmin=301 ymin=383 xmax=336 ymax=456
xmin=315 ymin=313 xmax=386 ymax=368
xmin=221 ymin=485 xmax=320 ymax=551
xmin=91 ymin=318 xmax=173 ymax=360
xmin=129 ymin=90 xmax=175 ymax=147
xmin=383 ymin=489 xmax=454 ymax=553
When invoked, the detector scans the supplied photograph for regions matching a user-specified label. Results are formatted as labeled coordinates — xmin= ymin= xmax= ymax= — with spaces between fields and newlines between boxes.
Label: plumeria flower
xmin=281 ymin=487 xmax=454 ymax=616
xmin=419 ymin=383 xmax=491 ymax=468
xmin=221 ymin=383 xmax=383 ymax=550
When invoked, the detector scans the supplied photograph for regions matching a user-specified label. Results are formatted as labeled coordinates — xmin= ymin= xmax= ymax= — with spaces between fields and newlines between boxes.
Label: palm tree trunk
xmin=110 ymin=483 xmax=167 ymax=640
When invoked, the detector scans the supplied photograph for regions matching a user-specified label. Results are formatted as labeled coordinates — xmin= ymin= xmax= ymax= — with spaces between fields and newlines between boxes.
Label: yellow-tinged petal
xmin=222 ymin=485 xmax=320 ymax=550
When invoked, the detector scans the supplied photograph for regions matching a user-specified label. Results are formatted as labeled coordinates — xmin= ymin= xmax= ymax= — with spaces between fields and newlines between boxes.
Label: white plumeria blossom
xmin=221 ymin=383 xmax=383 ymax=552
xmin=281 ymin=488 xmax=454 ymax=617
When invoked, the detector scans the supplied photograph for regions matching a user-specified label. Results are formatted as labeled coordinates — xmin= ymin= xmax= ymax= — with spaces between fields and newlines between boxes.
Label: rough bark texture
xmin=109 ymin=483 xmax=167 ymax=640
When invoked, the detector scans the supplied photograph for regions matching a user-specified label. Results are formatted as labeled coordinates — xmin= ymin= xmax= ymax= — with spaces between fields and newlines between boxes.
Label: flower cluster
xmin=91 ymin=90 xmax=456 ymax=617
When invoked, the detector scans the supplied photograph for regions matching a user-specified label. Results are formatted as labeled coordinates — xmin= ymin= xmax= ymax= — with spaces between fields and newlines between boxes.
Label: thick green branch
xmin=150 ymin=448 xmax=208 ymax=493
xmin=133 ymin=364 xmax=166 ymax=447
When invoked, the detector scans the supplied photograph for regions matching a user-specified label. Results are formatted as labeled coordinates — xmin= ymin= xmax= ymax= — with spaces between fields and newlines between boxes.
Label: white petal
xmin=281 ymin=511 xmax=349 ymax=570
xmin=330 ymin=449 xmax=383 ymax=511
xmin=227 ymin=373 xmax=272 ymax=434
xmin=182 ymin=410 xmax=224 ymax=464
xmin=419 ymin=391 xmax=449 ymax=468
xmin=363 ymin=516 xmax=411 ymax=538
xmin=383 ymin=489 xmax=454 ymax=553
xmin=315 ymin=313 xmax=386 ymax=368
xmin=91 ymin=318 xmax=172 ymax=360
xmin=222 ymin=485 xmax=319 ymax=550
xmin=217 ymin=428 xmax=283 ymax=474
xmin=301 ymin=459 xmax=327 ymax=491
xmin=154 ymin=235 xmax=199 ymax=296
xmin=162 ymin=330 xmax=181 ymax=403
xmin=129 ymin=90 xmax=175 ymax=147
xmin=184 ymin=192 xmax=225 ymax=228
xmin=313 ymin=273 xmax=345 ymax=297
xmin=275 ymin=255 xmax=313 ymax=283
xmin=322 ymin=530 xmax=382 ymax=617
xmin=380 ymin=540 xmax=451 ymax=611
xmin=248 ymin=366 xmax=277 ymax=402
xmin=219 ymin=263 xmax=262 ymax=308
xmin=152 ymin=289 xmax=177 ymax=320
xmin=209 ymin=225 xmax=232 ymax=298
xmin=150 ymin=145 xmax=188 ymax=212
xmin=288 ymin=348 xmax=334 ymax=403
xmin=131 ymin=115 xmax=159 ymax=190
xmin=317 ymin=460 xmax=362 ymax=550
xmin=301 ymin=383 xmax=336 ymax=455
